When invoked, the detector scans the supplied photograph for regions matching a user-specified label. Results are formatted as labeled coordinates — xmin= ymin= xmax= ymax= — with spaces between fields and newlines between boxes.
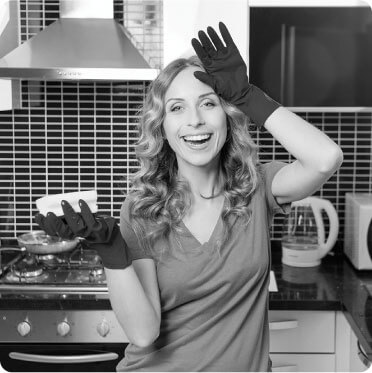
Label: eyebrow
xmin=165 ymin=92 xmax=217 ymax=106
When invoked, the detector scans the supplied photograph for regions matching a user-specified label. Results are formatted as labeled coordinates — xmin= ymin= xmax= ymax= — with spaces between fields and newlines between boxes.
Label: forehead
xmin=165 ymin=66 xmax=212 ymax=101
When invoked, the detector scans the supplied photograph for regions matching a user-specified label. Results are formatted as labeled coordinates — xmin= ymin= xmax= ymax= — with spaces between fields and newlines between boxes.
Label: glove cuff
xmin=88 ymin=226 xmax=133 ymax=270
xmin=240 ymin=85 xmax=281 ymax=128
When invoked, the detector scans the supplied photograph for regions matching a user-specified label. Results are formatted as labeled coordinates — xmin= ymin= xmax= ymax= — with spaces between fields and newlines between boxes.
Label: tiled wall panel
xmin=0 ymin=81 xmax=148 ymax=243
xmin=1 ymin=82 xmax=372 ymax=245
xmin=1 ymin=1 xmax=371 ymax=248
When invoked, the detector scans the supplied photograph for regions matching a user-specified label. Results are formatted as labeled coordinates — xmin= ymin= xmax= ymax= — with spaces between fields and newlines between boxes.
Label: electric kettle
xmin=281 ymin=196 xmax=339 ymax=267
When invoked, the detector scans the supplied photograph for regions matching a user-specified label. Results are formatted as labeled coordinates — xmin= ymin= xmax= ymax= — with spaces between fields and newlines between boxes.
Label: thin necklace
xmin=199 ymin=170 xmax=223 ymax=199
xmin=199 ymin=189 xmax=223 ymax=199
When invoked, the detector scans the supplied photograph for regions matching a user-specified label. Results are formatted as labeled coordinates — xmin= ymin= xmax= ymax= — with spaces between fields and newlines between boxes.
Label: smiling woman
xmin=34 ymin=22 xmax=343 ymax=372
xmin=114 ymin=23 xmax=342 ymax=372
xmin=129 ymin=55 xmax=261 ymax=255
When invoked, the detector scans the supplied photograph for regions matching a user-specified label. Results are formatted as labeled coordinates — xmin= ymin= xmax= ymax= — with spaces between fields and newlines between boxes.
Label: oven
xmin=0 ymin=246 xmax=128 ymax=372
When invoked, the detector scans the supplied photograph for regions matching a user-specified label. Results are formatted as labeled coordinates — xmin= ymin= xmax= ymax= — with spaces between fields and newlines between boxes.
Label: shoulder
xmin=119 ymin=192 xmax=154 ymax=260
xmin=257 ymin=161 xmax=291 ymax=216
xmin=120 ymin=192 xmax=135 ymax=224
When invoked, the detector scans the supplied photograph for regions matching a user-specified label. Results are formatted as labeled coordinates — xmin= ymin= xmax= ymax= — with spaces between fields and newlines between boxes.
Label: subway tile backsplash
xmin=1 ymin=0 xmax=371 ymax=248
xmin=1 ymin=80 xmax=371 ymax=247
xmin=0 ymin=81 xmax=148 ymax=243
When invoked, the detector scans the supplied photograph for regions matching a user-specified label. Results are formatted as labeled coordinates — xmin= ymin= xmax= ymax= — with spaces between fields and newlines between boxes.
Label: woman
xmin=35 ymin=23 xmax=343 ymax=371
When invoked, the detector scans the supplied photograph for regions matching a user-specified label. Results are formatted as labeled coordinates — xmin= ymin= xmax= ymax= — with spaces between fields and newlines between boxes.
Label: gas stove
xmin=0 ymin=243 xmax=108 ymax=294
xmin=0 ymin=242 xmax=129 ymax=367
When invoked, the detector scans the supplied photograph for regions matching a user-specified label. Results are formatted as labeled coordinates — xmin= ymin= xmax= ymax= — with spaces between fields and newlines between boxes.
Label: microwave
xmin=344 ymin=193 xmax=372 ymax=270
xmin=249 ymin=6 xmax=372 ymax=107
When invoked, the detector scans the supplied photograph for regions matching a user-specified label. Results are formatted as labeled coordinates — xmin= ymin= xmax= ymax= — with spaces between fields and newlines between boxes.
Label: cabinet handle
xmin=269 ymin=320 xmax=298 ymax=330
xmin=9 ymin=352 xmax=119 ymax=364
xmin=357 ymin=340 xmax=371 ymax=368
xmin=272 ymin=364 xmax=298 ymax=372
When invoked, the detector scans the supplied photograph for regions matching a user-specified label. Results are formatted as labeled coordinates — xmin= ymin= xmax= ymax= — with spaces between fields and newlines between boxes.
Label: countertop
xmin=2 ymin=244 xmax=372 ymax=359
xmin=270 ymin=243 xmax=372 ymax=359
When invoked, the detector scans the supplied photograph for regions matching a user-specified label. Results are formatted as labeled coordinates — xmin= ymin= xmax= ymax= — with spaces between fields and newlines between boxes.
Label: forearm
xmin=264 ymin=106 xmax=343 ymax=173
xmin=105 ymin=266 xmax=160 ymax=347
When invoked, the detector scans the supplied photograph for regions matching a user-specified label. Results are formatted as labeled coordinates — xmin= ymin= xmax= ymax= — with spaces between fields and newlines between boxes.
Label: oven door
xmin=0 ymin=343 xmax=127 ymax=372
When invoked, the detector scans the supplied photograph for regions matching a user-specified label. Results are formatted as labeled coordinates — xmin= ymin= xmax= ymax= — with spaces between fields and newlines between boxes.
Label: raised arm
xmin=264 ymin=108 xmax=343 ymax=204
xmin=192 ymin=22 xmax=343 ymax=203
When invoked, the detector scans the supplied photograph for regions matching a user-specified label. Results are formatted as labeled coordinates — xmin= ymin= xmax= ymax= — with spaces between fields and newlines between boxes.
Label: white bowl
xmin=36 ymin=190 xmax=98 ymax=216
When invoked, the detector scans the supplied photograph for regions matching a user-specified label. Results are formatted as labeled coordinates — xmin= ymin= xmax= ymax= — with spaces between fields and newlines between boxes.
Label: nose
xmin=188 ymin=107 xmax=205 ymax=128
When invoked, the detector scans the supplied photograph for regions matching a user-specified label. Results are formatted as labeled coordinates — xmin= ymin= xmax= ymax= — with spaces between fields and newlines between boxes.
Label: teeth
xmin=183 ymin=134 xmax=211 ymax=141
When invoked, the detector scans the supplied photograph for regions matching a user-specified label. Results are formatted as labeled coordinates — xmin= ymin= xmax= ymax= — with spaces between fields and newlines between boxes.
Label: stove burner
xmin=37 ymin=254 xmax=56 ymax=261
xmin=90 ymin=267 xmax=104 ymax=277
xmin=36 ymin=253 xmax=66 ymax=267
xmin=13 ymin=263 xmax=44 ymax=278
xmin=0 ymin=248 xmax=107 ymax=287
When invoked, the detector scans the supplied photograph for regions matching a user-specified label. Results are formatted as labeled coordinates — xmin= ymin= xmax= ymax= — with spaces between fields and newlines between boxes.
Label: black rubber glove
xmin=35 ymin=200 xmax=132 ymax=270
xmin=35 ymin=213 xmax=73 ymax=238
xmin=191 ymin=22 xmax=280 ymax=128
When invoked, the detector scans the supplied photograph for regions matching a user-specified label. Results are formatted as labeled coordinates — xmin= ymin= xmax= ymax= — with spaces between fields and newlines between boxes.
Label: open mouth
xmin=182 ymin=133 xmax=212 ymax=146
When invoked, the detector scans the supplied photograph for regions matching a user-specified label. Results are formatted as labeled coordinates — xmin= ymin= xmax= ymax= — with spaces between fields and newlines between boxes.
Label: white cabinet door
xmin=269 ymin=310 xmax=335 ymax=353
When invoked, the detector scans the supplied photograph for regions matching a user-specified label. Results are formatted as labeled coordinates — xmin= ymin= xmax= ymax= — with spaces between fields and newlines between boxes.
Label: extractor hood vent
xmin=0 ymin=0 xmax=160 ymax=81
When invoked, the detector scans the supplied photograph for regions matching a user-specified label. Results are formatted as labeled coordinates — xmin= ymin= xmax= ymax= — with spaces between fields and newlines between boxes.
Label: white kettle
xmin=281 ymin=196 xmax=339 ymax=267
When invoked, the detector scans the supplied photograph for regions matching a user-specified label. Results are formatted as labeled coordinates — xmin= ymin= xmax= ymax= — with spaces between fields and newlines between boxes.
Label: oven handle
xmin=9 ymin=351 xmax=119 ymax=364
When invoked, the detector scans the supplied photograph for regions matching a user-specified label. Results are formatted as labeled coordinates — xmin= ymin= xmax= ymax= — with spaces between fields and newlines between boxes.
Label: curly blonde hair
xmin=128 ymin=56 xmax=260 ymax=255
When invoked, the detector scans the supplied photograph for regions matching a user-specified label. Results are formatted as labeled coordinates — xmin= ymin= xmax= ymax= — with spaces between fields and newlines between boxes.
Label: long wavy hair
xmin=128 ymin=56 xmax=260 ymax=256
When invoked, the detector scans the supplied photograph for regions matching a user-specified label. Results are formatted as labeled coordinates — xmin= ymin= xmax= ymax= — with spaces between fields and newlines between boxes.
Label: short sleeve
xmin=120 ymin=195 xmax=153 ymax=261
xmin=260 ymin=161 xmax=291 ymax=218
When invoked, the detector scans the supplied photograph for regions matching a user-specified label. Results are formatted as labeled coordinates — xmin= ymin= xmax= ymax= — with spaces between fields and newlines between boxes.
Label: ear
xmin=160 ymin=127 xmax=167 ymax=141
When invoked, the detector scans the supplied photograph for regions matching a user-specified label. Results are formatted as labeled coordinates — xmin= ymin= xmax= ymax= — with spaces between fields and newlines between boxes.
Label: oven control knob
xmin=17 ymin=321 xmax=31 ymax=337
xmin=97 ymin=319 xmax=110 ymax=337
xmin=57 ymin=321 xmax=71 ymax=337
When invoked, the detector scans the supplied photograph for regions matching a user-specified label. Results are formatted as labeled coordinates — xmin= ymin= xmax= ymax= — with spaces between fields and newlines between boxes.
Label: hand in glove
xmin=191 ymin=22 xmax=280 ymax=128
xmin=35 ymin=200 xmax=132 ymax=270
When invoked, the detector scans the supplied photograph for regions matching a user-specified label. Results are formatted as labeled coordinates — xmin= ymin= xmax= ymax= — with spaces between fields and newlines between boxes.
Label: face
xmin=163 ymin=66 xmax=227 ymax=171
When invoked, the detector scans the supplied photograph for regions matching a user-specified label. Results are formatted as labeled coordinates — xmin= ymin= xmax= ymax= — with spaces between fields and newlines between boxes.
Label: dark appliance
xmin=249 ymin=6 xmax=372 ymax=107
xmin=0 ymin=246 xmax=128 ymax=372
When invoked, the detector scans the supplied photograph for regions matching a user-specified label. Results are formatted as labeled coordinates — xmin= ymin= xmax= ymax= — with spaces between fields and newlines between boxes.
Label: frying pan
xmin=0 ymin=231 xmax=79 ymax=255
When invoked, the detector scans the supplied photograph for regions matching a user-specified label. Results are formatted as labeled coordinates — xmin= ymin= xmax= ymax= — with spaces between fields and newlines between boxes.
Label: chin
xmin=184 ymin=154 xmax=220 ymax=168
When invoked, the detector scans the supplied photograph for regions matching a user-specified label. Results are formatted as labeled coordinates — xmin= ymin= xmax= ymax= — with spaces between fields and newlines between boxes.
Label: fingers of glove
xmin=194 ymin=71 xmax=216 ymax=90
xmin=198 ymin=30 xmax=217 ymax=57
xmin=35 ymin=213 xmax=55 ymax=236
xmin=34 ymin=213 xmax=46 ymax=230
xmin=79 ymin=199 xmax=102 ymax=232
xmin=191 ymin=38 xmax=209 ymax=61
xmin=207 ymin=25 xmax=226 ymax=52
xmin=219 ymin=22 xmax=237 ymax=49
xmin=61 ymin=200 xmax=87 ymax=236
xmin=46 ymin=212 xmax=74 ymax=239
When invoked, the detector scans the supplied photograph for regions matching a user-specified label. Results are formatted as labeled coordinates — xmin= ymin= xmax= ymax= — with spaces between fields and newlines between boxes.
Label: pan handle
xmin=0 ymin=246 xmax=26 ymax=252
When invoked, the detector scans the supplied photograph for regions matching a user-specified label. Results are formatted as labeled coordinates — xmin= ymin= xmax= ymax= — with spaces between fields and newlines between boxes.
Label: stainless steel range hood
xmin=0 ymin=0 xmax=159 ymax=81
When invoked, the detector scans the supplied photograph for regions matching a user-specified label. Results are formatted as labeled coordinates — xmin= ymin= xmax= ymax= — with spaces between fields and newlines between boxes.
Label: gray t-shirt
xmin=117 ymin=161 xmax=290 ymax=372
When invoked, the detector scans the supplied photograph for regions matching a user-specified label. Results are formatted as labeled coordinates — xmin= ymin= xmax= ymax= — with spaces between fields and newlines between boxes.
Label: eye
xmin=201 ymin=100 xmax=216 ymax=108
xmin=170 ymin=104 xmax=183 ymax=112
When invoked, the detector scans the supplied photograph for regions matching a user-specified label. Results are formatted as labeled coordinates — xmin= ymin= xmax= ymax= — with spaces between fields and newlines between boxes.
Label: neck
xmin=178 ymin=159 xmax=222 ymax=200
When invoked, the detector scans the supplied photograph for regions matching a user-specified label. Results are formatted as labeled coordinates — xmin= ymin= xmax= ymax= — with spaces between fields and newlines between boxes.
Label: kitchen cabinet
xmin=249 ymin=5 xmax=372 ymax=107
xmin=0 ymin=0 xmax=19 ymax=111
xmin=269 ymin=310 xmax=355 ymax=372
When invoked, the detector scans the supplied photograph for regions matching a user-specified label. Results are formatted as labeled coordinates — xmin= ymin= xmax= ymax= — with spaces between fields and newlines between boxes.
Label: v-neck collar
xmin=181 ymin=198 xmax=225 ymax=247
xmin=181 ymin=216 xmax=222 ymax=247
